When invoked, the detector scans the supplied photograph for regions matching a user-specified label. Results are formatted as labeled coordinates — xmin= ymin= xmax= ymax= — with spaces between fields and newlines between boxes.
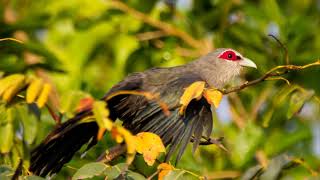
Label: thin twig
xmin=268 ymin=34 xmax=289 ymax=65
xmin=147 ymin=170 xmax=160 ymax=180
xmin=0 ymin=37 xmax=23 ymax=43
xmin=108 ymin=0 xmax=208 ymax=53
xmin=136 ymin=31 xmax=168 ymax=41
xmin=222 ymin=60 xmax=320 ymax=94
xmin=46 ymin=104 xmax=61 ymax=125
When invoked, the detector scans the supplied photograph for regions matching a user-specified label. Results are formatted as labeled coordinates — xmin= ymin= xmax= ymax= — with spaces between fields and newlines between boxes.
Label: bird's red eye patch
xmin=218 ymin=50 xmax=240 ymax=61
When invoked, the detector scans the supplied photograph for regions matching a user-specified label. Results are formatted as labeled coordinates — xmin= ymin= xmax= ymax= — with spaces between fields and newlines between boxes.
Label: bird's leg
xmin=190 ymin=136 xmax=229 ymax=152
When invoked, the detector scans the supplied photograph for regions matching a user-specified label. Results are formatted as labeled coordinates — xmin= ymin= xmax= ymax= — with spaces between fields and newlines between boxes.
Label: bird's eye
xmin=218 ymin=50 xmax=239 ymax=61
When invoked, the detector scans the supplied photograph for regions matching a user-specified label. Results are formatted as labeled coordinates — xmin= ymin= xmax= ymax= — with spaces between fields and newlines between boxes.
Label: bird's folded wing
xmin=106 ymin=72 xmax=213 ymax=163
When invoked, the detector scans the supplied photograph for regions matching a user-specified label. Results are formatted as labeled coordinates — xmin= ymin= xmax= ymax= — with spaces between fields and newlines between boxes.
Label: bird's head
xmin=192 ymin=48 xmax=257 ymax=88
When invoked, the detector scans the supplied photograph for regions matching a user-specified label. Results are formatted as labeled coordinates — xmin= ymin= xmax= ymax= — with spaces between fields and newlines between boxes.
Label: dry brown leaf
xmin=135 ymin=132 xmax=166 ymax=166
xmin=179 ymin=81 xmax=206 ymax=115
xmin=203 ymin=88 xmax=223 ymax=108
xmin=76 ymin=97 xmax=94 ymax=113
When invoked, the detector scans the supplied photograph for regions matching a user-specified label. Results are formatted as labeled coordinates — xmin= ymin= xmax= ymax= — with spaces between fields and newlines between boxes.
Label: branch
xmin=108 ymin=0 xmax=208 ymax=52
xmin=222 ymin=60 xmax=320 ymax=94
xmin=268 ymin=34 xmax=289 ymax=65
xmin=46 ymin=104 xmax=61 ymax=125
xmin=97 ymin=144 xmax=127 ymax=163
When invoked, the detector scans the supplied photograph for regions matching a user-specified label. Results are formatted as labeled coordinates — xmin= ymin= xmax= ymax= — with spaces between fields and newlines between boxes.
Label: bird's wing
xmin=106 ymin=72 xmax=213 ymax=163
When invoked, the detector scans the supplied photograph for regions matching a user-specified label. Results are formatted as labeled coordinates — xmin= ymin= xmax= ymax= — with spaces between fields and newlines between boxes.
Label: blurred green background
xmin=0 ymin=0 xmax=320 ymax=179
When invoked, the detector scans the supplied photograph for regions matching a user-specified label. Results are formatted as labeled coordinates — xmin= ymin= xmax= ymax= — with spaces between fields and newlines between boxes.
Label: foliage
xmin=0 ymin=0 xmax=320 ymax=179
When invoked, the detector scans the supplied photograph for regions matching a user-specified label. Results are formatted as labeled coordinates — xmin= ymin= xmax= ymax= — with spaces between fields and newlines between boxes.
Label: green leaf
xmin=260 ymin=155 xmax=297 ymax=180
xmin=262 ymin=85 xmax=299 ymax=127
xmin=230 ymin=123 xmax=264 ymax=167
xmin=163 ymin=170 xmax=186 ymax=180
xmin=0 ymin=165 xmax=13 ymax=180
xmin=240 ymin=165 xmax=263 ymax=180
xmin=0 ymin=165 xmax=12 ymax=174
xmin=241 ymin=154 xmax=298 ymax=180
xmin=0 ymin=123 xmax=14 ymax=153
xmin=92 ymin=101 xmax=112 ymax=130
xmin=126 ymin=170 xmax=147 ymax=180
xmin=111 ymin=34 xmax=139 ymax=76
xmin=261 ymin=0 xmax=284 ymax=25
xmin=287 ymin=90 xmax=314 ymax=119
xmin=104 ymin=163 xmax=127 ymax=179
xmin=59 ymin=91 xmax=91 ymax=118
xmin=17 ymin=105 xmax=38 ymax=144
xmin=0 ymin=104 xmax=8 ymax=125
xmin=72 ymin=162 xmax=108 ymax=180
xmin=264 ymin=124 xmax=311 ymax=156
xmin=25 ymin=175 xmax=46 ymax=180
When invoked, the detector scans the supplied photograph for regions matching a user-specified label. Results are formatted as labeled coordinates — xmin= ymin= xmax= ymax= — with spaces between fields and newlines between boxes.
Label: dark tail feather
xmin=29 ymin=112 xmax=99 ymax=177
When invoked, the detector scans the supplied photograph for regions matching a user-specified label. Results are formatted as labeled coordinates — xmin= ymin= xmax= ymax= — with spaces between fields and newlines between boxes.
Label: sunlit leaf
xmin=287 ymin=90 xmax=314 ymax=119
xmin=135 ymin=132 xmax=166 ymax=166
xmin=36 ymin=83 xmax=51 ymax=108
xmin=0 ymin=123 xmax=14 ymax=153
xmin=26 ymin=78 xmax=43 ymax=104
xmin=92 ymin=101 xmax=112 ymax=131
xmin=179 ymin=81 xmax=206 ymax=115
xmin=0 ymin=74 xmax=26 ymax=102
xmin=111 ymin=126 xmax=136 ymax=164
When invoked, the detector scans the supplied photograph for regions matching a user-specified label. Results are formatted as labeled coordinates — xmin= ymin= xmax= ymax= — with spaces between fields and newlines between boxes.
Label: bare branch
xmin=222 ymin=60 xmax=320 ymax=94
xmin=136 ymin=31 xmax=168 ymax=41
xmin=46 ymin=104 xmax=61 ymax=125
xmin=268 ymin=34 xmax=289 ymax=65
xmin=0 ymin=37 xmax=23 ymax=43
xmin=108 ymin=0 xmax=210 ymax=54
xmin=97 ymin=144 xmax=127 ymax=163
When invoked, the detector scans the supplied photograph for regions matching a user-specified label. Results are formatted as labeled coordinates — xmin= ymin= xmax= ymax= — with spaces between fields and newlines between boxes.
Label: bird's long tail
xmin=29 ymin=111 xmax=99 ymax=177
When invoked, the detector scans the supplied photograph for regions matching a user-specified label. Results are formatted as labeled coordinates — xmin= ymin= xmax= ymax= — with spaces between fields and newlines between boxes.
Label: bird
xmin=29 ymin=48 xmax=257 ymax=176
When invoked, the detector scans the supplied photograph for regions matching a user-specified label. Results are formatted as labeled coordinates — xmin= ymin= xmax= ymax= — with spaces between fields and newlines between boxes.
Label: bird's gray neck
xmin=187 ymin=57 xmax=241 ymax=89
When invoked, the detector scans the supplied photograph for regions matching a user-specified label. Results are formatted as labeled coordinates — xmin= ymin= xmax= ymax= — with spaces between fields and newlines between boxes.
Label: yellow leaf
xmin=1 ymin=75 xmax=26 ymax=102
xmin=111 ymin=126 xmax=136 ymax=164
xmin=97 ymin=127 xmax=106 ymax=141
xmin=135 ymin=132 xmax=166 ymax=166
xmin=179 ymin=81 xmax=206 ymax=115
xmin=26 ymin=78 xmax=43 ymax=103
xmin=203 ymin=88 xmax=223 ymax=108
xmin=158 ymin=163 xmax=174 ymax=180
xmin=36 ymin=83 xmax=51 ymax=108
xmin=92 ymin=101 xmax=113 ymax=131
